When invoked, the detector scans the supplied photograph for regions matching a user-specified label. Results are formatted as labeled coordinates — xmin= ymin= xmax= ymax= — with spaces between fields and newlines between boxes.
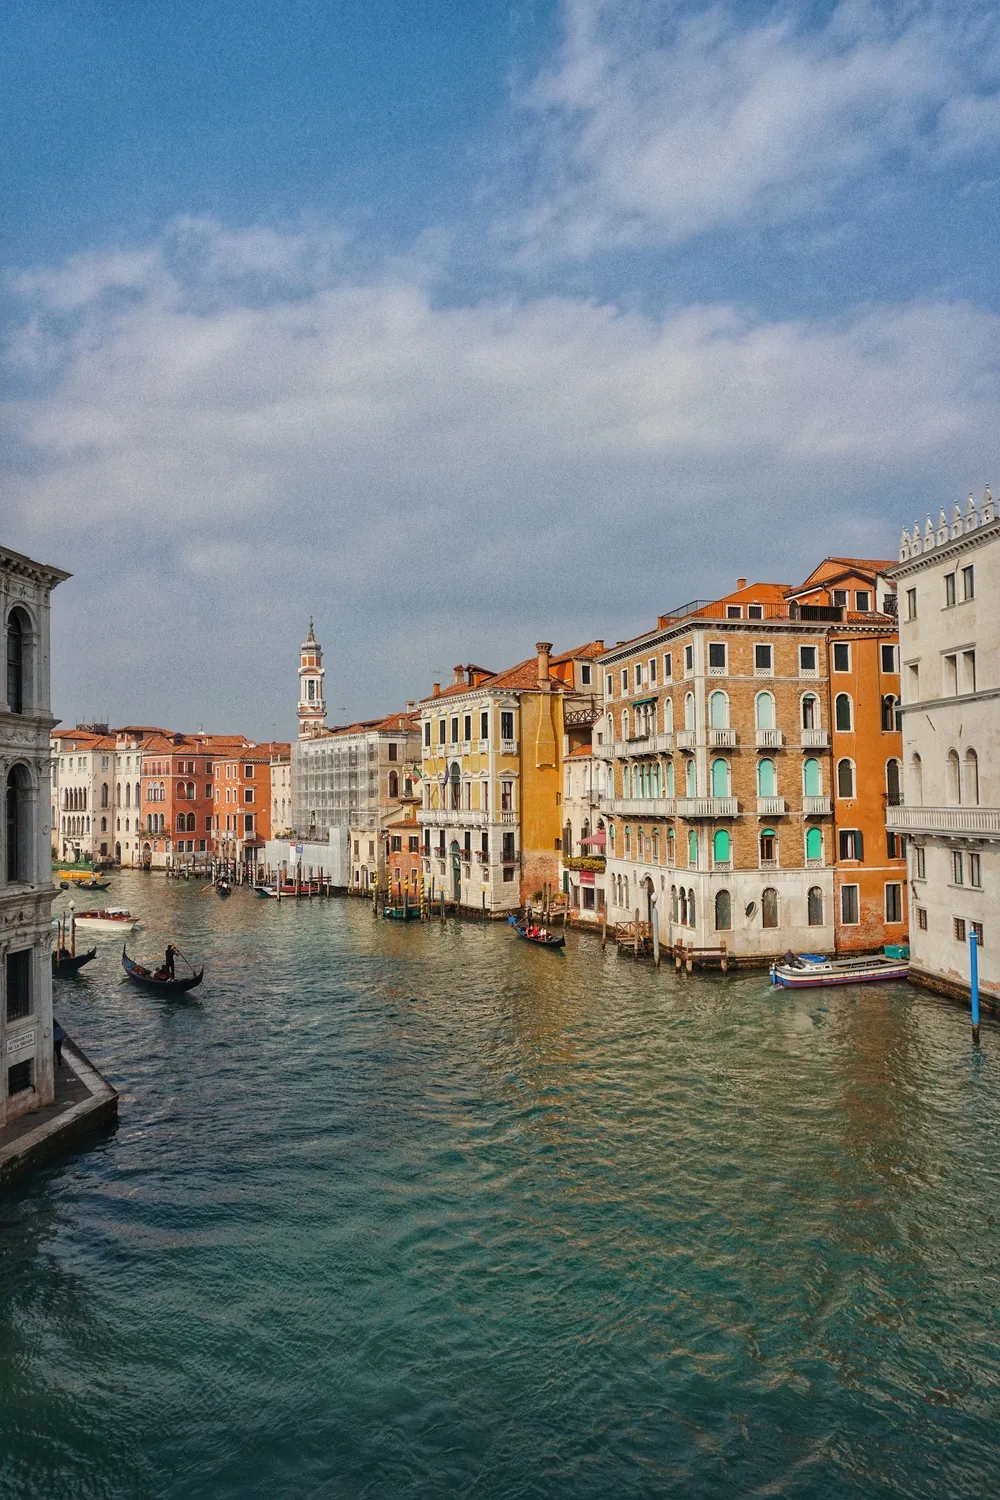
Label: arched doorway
xmin=142 ymin=841 xmax=152 ymax=869
xmin=115 ymin=841 xmax=121 ymax=864
xmin=451 ymin=839 xmax=462 ymax=904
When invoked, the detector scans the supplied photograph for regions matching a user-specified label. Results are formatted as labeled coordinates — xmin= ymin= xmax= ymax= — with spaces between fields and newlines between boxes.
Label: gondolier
xmin=164 ymin=944 xmax=176 ymax=979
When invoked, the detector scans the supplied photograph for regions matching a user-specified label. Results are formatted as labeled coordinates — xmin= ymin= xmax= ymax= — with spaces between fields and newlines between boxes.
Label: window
xmin=806 ymin=826 xmax=823 ymax=864
xmin=841 ymin=885 xmax=860 ymax=924
xmin=244 ymin=765 xmax=254 ymax=779
xmin=244 ymin=814 xmax=254 ymax=833
xmin=799 ymin=645 xmax=817 ymax=675
xmin=962 ymin=565 xmax=975 ymax=600
xmin=726 ymin=605 xmax=742 ymax=619
xmin=6 ymin=766 xmax=29 ymax=882
xmin=711 ymin=759 xmax=729 ymax=797
xmin=963 ymin=749 xmax=979 ymax=805
xmin=409 ymin=835 xmax=420 ymax=854
xmin=605 ymin=673 xmax=614 ymax=698
xmin=449 ymin=717 xmax=459 ymax=743
xmin=685 ymin=759 xmax=696 ymax=797
xmin=952 ymin=850 xmax=964 ymax=886
xmin=683 ymin=692 xmax=695 ymax=731
xmin=388 ymin=742 xmax=398 ymax=762
xmin=914 ymin=845 xmax=926 ymax=879
xmin=886 ymin=758 xmax=901 ymax=806
xmin=885 ymin=883 xmax=903 ymax=922
xmin=500 ymin=711 xmax=514 ymax=742
xmin=945 ymin=572 xmax=956 ymax=607
xmin=755 ymin=692 xmax=775 ymax=730
xmin=754 ymin=644 xmax=772 ymax=674
xmin=946 ymin=749 xmax=961 ymax=805
xmin=759 ymin=829 xmax=776 ymax=865
xmin=438 ymin=719 xmax=446 ymax=745
xmin=803 ymin=758 xmax=821 ymax=797
xmin=972 ymin=922 xmax=984 ymax=947
xmin=835 ymin=694 xmax=853 ymax=732
xmin=621 ymin=668 xmax=629 ymax=693
xmin=502 ymin=831 xmax=515 ymax=862
xmin=918 ymin=907 xmax=928 ymax=930
xmin=500 ymin=780 xmax=513 ymax=811
xmin=684 ymin=644 xmax=694 ymax=674
xmin=881 ymin=644 xmax=898 ymax=673
xmin=7 ymin=1059 xmax=33 ymax=1096
xmin=423 ymin=721 xmax=431 ymax=747
xmin=961 ymin=651 xmax=976 ymax=695
xmin=715 ymin=889 xmax=732 ymax=929
xmin=855 ymin=591 xmax=871 ymax=612
xmin=943 ymin=654 xmax=958 ymax=695
xmin=708 ymin=642 xmax=726 ymax=673
xmin=663 ymin=653 xmax=672 ymax=680
xmin=833 ymin=589 xmax=848 ymax=608
xmin=581 ymin=663 xmax=592 ymax=686
xmin=634 ymin=664 xmax=643 ymax=689
xmin=5 ymin=949 xmax=30 ymax=1021
xmin=757 ymin=758 xmax=776 ymax=797
xmin=747 ymin=604 xmax=763 ymax=620
xmin=906 ymin=663 xmax=919 ymax=699
xmin=244 ymin=788 xmax=254 ymax=804
xmin=761 ymin=888 xmax=778 ymax=928
xmin=808 ymin=887 xmax=824 ymax=926
xmin=388 ymin=771 xmax=399 ymax=798
xmin=205 ymin=816 xmax=212 ymax=833
xmin=6 ymin=608 xmax=26 ymax=714
xmin=801 ymin=693 xmax=818 ymax=730
xmin=954 ymin=917 xmax=966 ymax=943
xmin=712 ymin=829 xmax=730 ymax=866
xmin=906 ymin=587 xmax=917 ymax=620
xmin=970 ymin=853 xmax=981 ymax=888
xmin=881 ymin=694 xmax=899 ymax=732
xmin=480 ymin=711 xmax=489 ymax=739
xmin=391 ymin=836 xmax=402 ymax=853
xmin=833 ymin=642 xmax=850 ymax=672
xmin=709 ymin=691 xmax=728 ymax=729
xmin=839 ymin=828 xmax=863 ymax=860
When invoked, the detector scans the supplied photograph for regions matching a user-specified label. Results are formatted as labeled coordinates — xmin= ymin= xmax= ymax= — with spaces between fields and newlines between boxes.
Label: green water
xmin=2 ymin=872 xmax=999 ymax=1498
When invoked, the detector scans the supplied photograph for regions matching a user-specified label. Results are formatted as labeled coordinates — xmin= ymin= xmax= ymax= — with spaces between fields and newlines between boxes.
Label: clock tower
xmin=297 ymin=620 xmax=327 ymax=738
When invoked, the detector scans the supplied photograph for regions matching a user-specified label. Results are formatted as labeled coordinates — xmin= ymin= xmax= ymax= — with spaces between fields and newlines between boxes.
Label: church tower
xmin=297 ymin=620 xmax=327 ymax=738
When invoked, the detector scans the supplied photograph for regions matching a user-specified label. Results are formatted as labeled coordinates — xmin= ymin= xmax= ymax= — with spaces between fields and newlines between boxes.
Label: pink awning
xmin=579 ymin=831 xmax=606 ymax=848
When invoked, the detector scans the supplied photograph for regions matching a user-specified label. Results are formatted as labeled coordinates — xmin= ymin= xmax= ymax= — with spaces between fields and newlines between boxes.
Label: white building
xmin=2 ymin=546 xmax=69 ymax=1127
xmin=51 ymin=725 xmax=116 ymax=863
xmin=888 ymin=491 xmax=1000 ymax=1003
xmin=270 ymin=748 xmax=293 ymax=839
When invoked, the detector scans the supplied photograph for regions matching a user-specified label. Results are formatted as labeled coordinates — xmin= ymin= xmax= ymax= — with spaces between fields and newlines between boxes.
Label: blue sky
xmin=3 ymin=0 xmax=1000 ymax=736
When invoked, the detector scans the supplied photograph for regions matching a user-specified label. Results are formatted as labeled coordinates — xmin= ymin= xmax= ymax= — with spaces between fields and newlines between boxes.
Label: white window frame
xmin=885 ymin=882 xmax=903 ymax=924
xmin=707 ymin=641 xmax=727 ymax=676
xmin=799 ymin=644 xmax=818 ymax=677
xmin=840 ymin=884 xmax=860 ymax=925
xmin=832 ymin=641 xmax=851 ymax=673
xmin=753 ymin=643 xmax=773 ymax=678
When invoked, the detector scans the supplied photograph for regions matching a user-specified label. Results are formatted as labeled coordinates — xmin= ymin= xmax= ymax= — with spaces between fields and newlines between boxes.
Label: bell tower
xmin=297 ymin=619 xmax=327 ymax=738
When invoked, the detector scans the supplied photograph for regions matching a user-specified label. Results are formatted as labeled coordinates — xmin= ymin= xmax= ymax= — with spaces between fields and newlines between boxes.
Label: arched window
xmin=807 ymin=886 xmax=824 ymax=925
xmin=116 ymin=817 xmax=121 ymax=831
xmin=946 ymin=749 xmax=961 ymax=805
xmin=803 ymin=758 xmax=821 ymax=797
xmin=6 ymin=608 xmax=27 ymax=714
xmin=711 ymin=758 xmax=729 ymax=797
xmin=760 ymin=828 xmax=776 ymax=864
xmin=624 ymin=825 xmax=631 ymax=857
xmin=663 ymin=698 xmax=673 ymax=733
xmin=187 ymin=812 xmax=197 ymax=832
xmin=886 ymin=759 xmax=901 ymax=806
xmin=404 ymin=777 xmax=413 ymax=796
xmin=715 ymin=889 xmax=732 ymax=930
xmin=837 ymin=759 xmax=855 ymax=798
xmin=563 ymin=821 xmax=573 ymax=855
xmin=652 ymin=827 xmax=660 ymax=863
xmin=6 ymin=765 xmax=30 ymax=881
xmin=621 ymin=709 xmax=630 ymax=740
xmin=688 ymin=829 xmax=698 ymax=867
xmin=684 ymin=693 xmax=695 ymax=731
xmin=761 ymin=887 xmax=778 ymax=928
xmin=449 ymin=762 xmax=461 ymax=810
xmin=757 ymin=758 xmax=776 ymax=797
xmin=709 ymin=691 xmax=728 ymax=729
xmin=685 ymin=759 xmax=696 ymax=797
xmin=117 ymin=782 xmax=123 ymax=805
xmin=679 ymin=887 xmax=687 ymax=923
xmin=671 ymin=884 xmax=678 ymax=921
xmin=665 ymin=761 xmax=674 ymax=796
xmin=835 ymin=693 xmax=853 ymax=731
xmin=135 ymin=783 xmax=141 ymax=807
xmin=623 ymin=877 xmax=630 ymax=910
xmin=388 ymin=771 xmax=399 ymax=798
xmin=801 ymin=694 xmax=818 ymax=730
xmin=687 ymin=889 xmax=696 ymax=927
xmin=100 ymin=816 xmax=107 ymax=832
xmin=910 ymin=753 xmax=922 ymax=806
xmin=713 ymin=829 xmax=730 ymax=866
xmin=609 ymin=823 xmax=616 ymax=853
xmin=963 ymin=749 xmax=979 ymax=806
xmin=806 ymin=826 xmax=823 ymax=864
xmin=186 ymin=782 xmax=195 ymax=800
xmin=666 ymin=828 xmax=675 ymax=865
xmin=176 ymin=813 xmax=186 ymax=832
xmin=755 ymin=692 xmax=775 ymax=730
xmin=101 ymin=783 xmax=109 ymax=807
xmin=881 ymin=694 xmax=898 ymax=732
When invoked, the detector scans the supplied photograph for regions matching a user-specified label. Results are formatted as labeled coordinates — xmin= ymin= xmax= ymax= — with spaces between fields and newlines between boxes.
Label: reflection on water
xmin=2 ymin=872 xmax=1000 ymax=1499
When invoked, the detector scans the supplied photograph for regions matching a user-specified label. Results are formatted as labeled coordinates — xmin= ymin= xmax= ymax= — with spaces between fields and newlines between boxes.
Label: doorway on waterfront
xmin=450 ymin=840 xmax=461 ymax=904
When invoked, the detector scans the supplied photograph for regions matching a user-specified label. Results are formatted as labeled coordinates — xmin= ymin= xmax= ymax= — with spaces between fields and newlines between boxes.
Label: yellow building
xmin=417 ymin=642 xmax=604 ymax=914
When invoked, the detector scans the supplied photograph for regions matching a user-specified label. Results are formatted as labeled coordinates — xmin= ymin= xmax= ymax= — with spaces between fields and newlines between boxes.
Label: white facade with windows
xmin=889 ymin=492 xmax=1000 ymax=1000
xmin=2 ymin=546 xmax=68 ymax=1127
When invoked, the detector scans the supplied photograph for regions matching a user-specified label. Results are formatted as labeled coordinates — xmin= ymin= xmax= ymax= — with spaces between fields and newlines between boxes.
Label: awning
xmin=632 ymin=696 xmax=658 ymax=707
xmin=579 ymin=831 xmax=606 ymax=848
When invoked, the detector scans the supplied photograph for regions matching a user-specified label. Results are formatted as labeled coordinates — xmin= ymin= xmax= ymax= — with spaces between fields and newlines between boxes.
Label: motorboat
xmin=74 ymin=908 xmax=140 ymax=934
xmin=770 ymin=952 xmax=909 ymax=988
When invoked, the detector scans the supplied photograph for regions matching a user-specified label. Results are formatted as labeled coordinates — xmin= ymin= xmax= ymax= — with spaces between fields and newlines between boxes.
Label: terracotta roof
xmin=565 ymin=743 xmax=594 ymax=759
xmin=550 ymin=640 xmax=606 ymax=662
xmin=373 ymin=711 xmax=421 ymax=733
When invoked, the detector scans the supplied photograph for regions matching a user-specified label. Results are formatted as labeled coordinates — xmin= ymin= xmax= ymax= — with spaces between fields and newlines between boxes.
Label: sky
xmin=2 ymin=0 xmax=999 ymax=739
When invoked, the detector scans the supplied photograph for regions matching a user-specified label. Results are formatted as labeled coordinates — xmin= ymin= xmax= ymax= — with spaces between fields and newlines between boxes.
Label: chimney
xmin=737 ymin=577 xmax=747 ymax=591
xmin=536 ymin=642 xmax=552 ymax=688
xmin=594 ymin=640 xmax=604 ymax=652
xmin=453 ymin=664 xmax=465 ymax=686
xmin=432 ymin=682 xmax=440 ymax=698
xmin=466 ymin=666 xmax=475 ymax=685
xmin=405 ymin=701 xmax=415 ymax=711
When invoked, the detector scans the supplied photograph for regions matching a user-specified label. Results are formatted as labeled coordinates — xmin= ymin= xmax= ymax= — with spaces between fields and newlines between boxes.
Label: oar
xmin=170 ymin=944 xmax=200 ymax=976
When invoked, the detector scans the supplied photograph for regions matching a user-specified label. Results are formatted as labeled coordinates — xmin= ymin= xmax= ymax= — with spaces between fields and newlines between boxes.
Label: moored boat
xmin=770 ymin=952 xmax=909 ymax=988
xmin=52 ymin=945 xmax=98 ymax=973
xmin=121 ymin=945 xmax=204 ymax=994
xmin=508 ymin=914 xmax=565 ymax=949
xmin=74 ymin=908 xmax=140 ymax=934
xmin=216 ymin=880 xmax=231 ymax=897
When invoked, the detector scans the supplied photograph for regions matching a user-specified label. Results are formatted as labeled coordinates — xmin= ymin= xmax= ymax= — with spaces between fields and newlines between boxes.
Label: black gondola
xmin=216 ymin=880 xmax=231 ymax=897
xmin=508 ymin=914 xmax=565 ymax=949
xmin=52 ymin=946 xmax=98 ymax=973
xmin=122 ymin=945 xmax=204 ymax=994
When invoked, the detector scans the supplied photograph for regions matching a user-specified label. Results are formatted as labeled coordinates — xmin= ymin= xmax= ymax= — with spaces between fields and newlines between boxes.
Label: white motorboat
xmin=770 ymin=952 xmax=908 ymax=988
xmin=73 ymin=908 xmax=140 ymax=934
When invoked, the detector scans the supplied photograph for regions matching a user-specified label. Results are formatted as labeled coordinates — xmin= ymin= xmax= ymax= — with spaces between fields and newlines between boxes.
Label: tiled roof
xmin=551 ymin=640 xmax=606 ymax=662
xmin=565 ymin=743 xmax=594 ymax=759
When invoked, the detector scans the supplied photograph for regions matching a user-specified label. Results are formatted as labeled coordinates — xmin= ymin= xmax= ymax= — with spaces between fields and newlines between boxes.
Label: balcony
xmin=709 ymin=728 xmax=736 ymax=747
xmin=417 ymin=808 xmax=488 ymax=827
xmin=676 ymin=796 xmax=739 ymax=818
xmin=886 ymin=806 xmax=1000 ymax=837
xmin=755 ymin=729 xmax=784 ymax=749
xmin=801 ymin=728 xmax=828 ymax=748
xmin=803 ymin=796 xmax=832 ymax=815
xmin=495 ymin=810 xmax=517 ymax=825
xmin=756 ymin=796 xmax=787 ymax=816
xmin=652 ymin=732 xmax=674 ymax=754
xmin=593 ymin=741 xmax=613 ymax=760
xmin=477 ymin=739 xmax=489 ymax=753
xmin=599 ymin=797 xmax=675 ymax=818
xmin=676 ymin=729 xmax=696 ymax=749
xmin=500 ymin=739 xmax=518 ymax=756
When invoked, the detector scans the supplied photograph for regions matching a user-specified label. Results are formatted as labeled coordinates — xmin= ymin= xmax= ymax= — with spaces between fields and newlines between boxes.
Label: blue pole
xmin=970 ymin=929 xmax=980 ymax=1045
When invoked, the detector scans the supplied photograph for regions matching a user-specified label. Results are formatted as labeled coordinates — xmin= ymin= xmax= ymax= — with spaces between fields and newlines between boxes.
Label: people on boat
xmin=164 ymin=944 xmax=176 ymax=979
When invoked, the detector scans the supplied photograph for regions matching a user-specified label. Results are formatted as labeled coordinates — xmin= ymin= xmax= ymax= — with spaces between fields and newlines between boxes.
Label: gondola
xmin=52 ymin=945 xmax=98 ymax=974
xmin=216 ymin=880 xmax=231 ymax=897
xmin=508 ymin=914 xmax=565 ymax=949
xmin=122 ymin=945 xmax=204 ymax=994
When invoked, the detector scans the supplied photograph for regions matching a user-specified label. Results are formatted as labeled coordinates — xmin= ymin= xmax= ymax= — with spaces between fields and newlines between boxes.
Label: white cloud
xmin=3 ymin=221 xmax=997 ymax=731
xmin=505 ymin=0 xmax=1000 ymax=257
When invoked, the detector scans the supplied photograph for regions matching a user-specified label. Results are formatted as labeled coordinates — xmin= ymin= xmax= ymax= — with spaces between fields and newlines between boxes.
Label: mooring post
xmin=440 ymin=888 xmax=445 ymax=923
xmin=651 ymin=898 xmax=660 ymax=968
xmin=70 ymin=904 xmax=76 ymax=958
xmin=971 ymin=928 xmax=981 ymax=1045
xmin=482 ymin=888 xmax=486 ymax=921
xmin=634 ymin=906 xmax=640 ymax=961
xmin=601 ymin=907 xmax=607 ymax=951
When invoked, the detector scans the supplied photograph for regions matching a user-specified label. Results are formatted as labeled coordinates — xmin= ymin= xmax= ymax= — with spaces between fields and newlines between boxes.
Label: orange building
xmin=140 ymin=731 xmax=219 ymax=869
xmin=384 ymin=801 xmax=423 ymax=907
xmin=787 ymin=558 xmax=906 ymax=951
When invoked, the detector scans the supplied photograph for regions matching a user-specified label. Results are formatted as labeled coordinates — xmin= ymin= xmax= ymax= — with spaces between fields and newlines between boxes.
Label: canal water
xmin=2 ymin=873 xmax=999 ymax=1499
